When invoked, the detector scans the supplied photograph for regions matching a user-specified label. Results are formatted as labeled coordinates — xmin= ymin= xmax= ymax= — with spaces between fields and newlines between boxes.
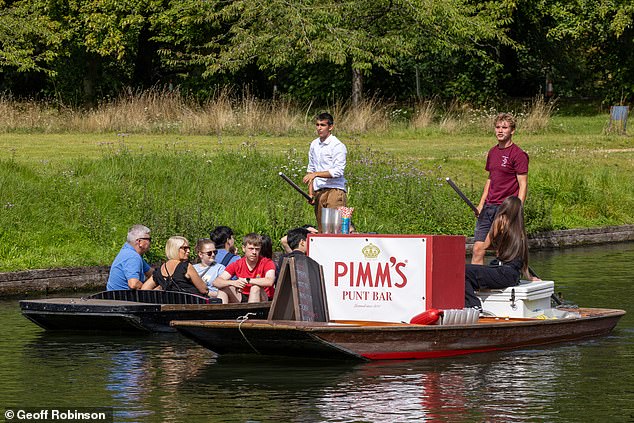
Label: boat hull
xmin=20 ymin=291 xmax=270 ymax=333
xmin=172 ymin=308 xmax=625 ymax=360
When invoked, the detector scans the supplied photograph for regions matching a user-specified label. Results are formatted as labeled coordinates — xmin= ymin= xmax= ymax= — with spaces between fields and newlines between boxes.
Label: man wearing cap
xmin=106 ymin=224 xmax=154 ymax=290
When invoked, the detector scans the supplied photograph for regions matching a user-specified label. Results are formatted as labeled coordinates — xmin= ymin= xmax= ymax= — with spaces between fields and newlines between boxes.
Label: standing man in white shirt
xmin=302 ymin=112 xmax=348 ymax=232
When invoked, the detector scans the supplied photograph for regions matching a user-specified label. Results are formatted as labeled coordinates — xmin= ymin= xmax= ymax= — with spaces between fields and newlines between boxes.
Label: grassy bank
xmin=0 ymin=97 xmax=632 ymax=271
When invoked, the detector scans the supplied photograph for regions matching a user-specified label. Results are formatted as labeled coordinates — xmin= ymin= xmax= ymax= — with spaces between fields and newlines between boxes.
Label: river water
xmin=1 ymin=243 xmax=633 ymax=423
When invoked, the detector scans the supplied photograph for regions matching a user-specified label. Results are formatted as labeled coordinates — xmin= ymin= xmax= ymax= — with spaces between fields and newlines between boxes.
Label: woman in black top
xmin=141 ymin=236 xmax=209 ymax=296
xmin=465 ymin=196 xmax=532 ymax=309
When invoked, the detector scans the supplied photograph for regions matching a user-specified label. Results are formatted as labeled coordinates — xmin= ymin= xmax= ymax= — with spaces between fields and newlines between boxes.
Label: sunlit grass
xmin=1 ymin=132 xmax=632 ymax=271
xmin=0 ymin=92 xmax=632 ymax=271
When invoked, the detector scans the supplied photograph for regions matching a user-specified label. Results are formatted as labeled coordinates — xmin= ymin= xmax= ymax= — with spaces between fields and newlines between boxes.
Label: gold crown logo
xmin=362 ymin=243 xmax=380 ymax=259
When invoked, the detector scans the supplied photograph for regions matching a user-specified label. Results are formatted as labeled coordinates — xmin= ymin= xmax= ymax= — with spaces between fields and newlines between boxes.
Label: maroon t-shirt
xmin=485 ymin=143 xmax=529 ymax=205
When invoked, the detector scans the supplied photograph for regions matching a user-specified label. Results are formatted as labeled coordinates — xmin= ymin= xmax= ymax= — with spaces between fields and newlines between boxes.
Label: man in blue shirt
xmin=106 ymin=224 xmax=154 ymax=290
xmin=210 ymin=226 xmax=240 ymax=267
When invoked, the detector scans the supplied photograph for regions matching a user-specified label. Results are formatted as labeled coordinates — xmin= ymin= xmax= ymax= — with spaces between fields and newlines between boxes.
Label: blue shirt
xmin=215 ymin=249 xmax=240 ymax=267
xmin=106 ymin=243 xmax=151 ymax=290
xmin=215 ymin=249 xmax=240 ymax=280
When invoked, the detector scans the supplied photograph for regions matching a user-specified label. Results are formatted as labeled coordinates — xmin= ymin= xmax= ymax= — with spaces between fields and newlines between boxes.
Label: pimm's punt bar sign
xmin=307 ymin=234 xmax=465 ymax=323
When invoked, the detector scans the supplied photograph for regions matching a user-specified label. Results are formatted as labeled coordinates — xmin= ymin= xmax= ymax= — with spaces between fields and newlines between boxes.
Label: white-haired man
xmin=106 ymin=224 xmax=154 ymax=290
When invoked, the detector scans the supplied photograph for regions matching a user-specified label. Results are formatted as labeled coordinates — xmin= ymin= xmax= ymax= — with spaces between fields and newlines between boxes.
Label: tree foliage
xmin=0 ymin=2 xmax=62 ymax=74
xmin=0 ymin=0 xmax=632 ymax=105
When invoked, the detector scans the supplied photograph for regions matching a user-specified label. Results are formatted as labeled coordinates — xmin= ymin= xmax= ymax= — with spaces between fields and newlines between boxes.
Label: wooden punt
xmin=171 ymin=308 xmax=625 ymax=361
xmin=20 ymin=290 xmax=270 ymax=333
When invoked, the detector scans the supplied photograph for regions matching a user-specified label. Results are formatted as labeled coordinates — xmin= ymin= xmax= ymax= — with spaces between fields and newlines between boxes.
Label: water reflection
xmin=18 ymin=331 xmax=216 ymax=421
xmin=531 ymin=243 xmax=634 ymax=314
xmin=309 ymin=350 xmax=567 ymax=422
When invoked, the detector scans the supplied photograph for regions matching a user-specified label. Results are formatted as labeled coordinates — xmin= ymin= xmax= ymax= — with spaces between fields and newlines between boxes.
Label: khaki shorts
xmin=314 ymin=188 xmax=347 ymax=232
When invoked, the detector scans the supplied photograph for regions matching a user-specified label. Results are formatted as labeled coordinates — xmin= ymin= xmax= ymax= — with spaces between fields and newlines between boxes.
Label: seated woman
xmin=141 ymin=236 xmax=210 ymax=296
xmin=193 ymin=238 xmax=227 ymax=302
xmin=465 ymin=196 xmax=533 ymax=309
xmin=259 ymin=233 xmax=273 ymax=259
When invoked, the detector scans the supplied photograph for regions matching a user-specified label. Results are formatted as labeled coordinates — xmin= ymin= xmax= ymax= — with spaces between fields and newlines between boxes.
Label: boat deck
xmin=172 ymin=308 xmax=623 ymax=330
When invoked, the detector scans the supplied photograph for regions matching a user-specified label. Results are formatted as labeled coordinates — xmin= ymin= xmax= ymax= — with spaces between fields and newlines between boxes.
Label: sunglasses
xmin=201 ymin=250 xmax=217 ymax=257
xmin=180 ymin=246 xmax=191 ymax=251
xmin=137 ymin=237 xmax=152 ymax=242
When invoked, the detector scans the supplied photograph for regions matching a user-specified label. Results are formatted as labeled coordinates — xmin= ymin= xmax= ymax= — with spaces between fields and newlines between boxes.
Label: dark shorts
xmin=241 ymin=293 xmax=272 ymax=303
xmin=474 ymin=204 xmax=499 ymax=242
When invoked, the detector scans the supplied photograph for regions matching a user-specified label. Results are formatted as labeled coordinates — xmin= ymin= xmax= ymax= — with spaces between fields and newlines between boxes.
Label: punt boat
xmin=20 ymin=289 xmax=270 ymax=333
xmin=171 ymin=307 xmax=625 ymax=361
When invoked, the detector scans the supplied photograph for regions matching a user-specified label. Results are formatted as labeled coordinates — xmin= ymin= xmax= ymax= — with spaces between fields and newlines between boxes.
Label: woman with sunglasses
xmin=141 ymin=236 xmax=210 ymax=296
xmin=193 ymin=238 xmax=226 ymax=301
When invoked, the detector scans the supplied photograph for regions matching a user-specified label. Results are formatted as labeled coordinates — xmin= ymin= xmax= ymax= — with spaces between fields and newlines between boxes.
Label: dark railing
xmin=89 ymin=290 xmax=221 ymax=305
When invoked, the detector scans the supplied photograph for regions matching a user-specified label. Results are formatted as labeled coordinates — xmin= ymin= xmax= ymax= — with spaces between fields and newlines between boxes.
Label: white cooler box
xmin=477 ymin=280 xmax=555 ymax=318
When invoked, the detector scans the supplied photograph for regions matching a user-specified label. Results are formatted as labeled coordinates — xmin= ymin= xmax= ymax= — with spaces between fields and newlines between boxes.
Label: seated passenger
xmin=464 ymin=196 xmax=533 ymax=309
xmin=213 ymin=233 xmax=276 ymax=303
xmin=106 ymin=224 xmax=154 ymax=291
xmin=260 ymin=233 xmax=273 ymax=259
xmin=141 ymin=236 xmax=209 ymax=296
xmin=276 ymin=227 xmax=322 ymax=285
xmin=276 ymin=227 xmax=309 ymax=275
xmin=280 ymin=224 xmax=317 ymax=253
xmin=193 ymin=238 xmax=226 ymax=302
xmin=210 ymin=226 xmax=240 ymax=267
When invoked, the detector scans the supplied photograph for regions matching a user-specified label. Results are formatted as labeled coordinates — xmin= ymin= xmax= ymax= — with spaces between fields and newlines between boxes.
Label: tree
xmin=502 ymin=0 xmax=634 ymax=102
xmin=0 ymin=3 xmax=61 ymax=74
xmin=164 ymin=0 xmax=514 ymax=105
xmin=0 ymin=0 xmax=174 ymax=102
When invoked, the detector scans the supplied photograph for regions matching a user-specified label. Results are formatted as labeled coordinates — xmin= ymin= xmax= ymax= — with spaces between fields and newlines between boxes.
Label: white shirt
xmin=307 ymin=134 xmax=347 ymax=191
xmin=193 ymin=262 xmax=226 ymax=290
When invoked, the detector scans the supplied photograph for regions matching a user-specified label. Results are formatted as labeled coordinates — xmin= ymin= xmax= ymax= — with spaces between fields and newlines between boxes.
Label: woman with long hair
xmin=141 ymin=236 xmax=210 ymax=296
xmin=465 ymin=196 xmax=532 ymax=309
xmin=193 ymin=238 xmax=227 ymax=302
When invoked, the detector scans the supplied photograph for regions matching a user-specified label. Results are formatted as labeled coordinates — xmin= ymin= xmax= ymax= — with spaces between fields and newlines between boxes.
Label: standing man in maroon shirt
xmin=472 ymin=113 xmax=529 ymax=265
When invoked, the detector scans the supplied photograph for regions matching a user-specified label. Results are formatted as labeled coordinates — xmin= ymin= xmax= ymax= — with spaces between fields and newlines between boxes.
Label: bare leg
xmin=248 ymin=286 xmax=264 ymax=303
xmin=220 ymin=286 xmax=242 ymax=303
xmin=471 ymin=241 xmax=486 ymax=265
xmin=216 ymin=290 xmax=229 ymax=304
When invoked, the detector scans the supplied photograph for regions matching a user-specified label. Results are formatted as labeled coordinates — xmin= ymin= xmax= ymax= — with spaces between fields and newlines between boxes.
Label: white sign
xmin=308 ymin=235 xmax=427 ymax=323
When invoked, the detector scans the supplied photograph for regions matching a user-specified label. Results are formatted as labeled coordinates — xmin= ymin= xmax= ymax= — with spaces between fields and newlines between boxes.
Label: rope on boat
xmin=236 ymin=312 xmax=261 ymax=355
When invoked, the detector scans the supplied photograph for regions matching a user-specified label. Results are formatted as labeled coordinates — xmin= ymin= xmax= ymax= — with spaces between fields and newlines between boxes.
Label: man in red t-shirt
xmin=213 ymin=233 xmax=276 ymax=303
xmin=472 ymin=113 xmax=529 ymax=265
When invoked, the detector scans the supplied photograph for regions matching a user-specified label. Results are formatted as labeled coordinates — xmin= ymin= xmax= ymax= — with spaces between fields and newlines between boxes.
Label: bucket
xmin=321 ymin=208 xmax=342 ymax=234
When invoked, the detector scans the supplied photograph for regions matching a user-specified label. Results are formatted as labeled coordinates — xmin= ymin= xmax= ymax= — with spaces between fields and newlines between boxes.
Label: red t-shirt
xmin=224 ymin=256 xmax=276 ymax=298
xmin=485 ymin=143 xmax=529 ymax=205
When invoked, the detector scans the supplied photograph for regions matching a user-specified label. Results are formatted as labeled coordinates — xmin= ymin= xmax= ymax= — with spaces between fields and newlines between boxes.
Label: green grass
xmin=0 ymin=112 xmax=633 ymax=272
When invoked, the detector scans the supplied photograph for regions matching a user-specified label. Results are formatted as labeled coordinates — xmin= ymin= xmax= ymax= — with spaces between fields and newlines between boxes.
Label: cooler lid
xmin=478 ymin=280 xmax=554 ymax=299
xmin=516 ymin=280 xmax=555 ymax=293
